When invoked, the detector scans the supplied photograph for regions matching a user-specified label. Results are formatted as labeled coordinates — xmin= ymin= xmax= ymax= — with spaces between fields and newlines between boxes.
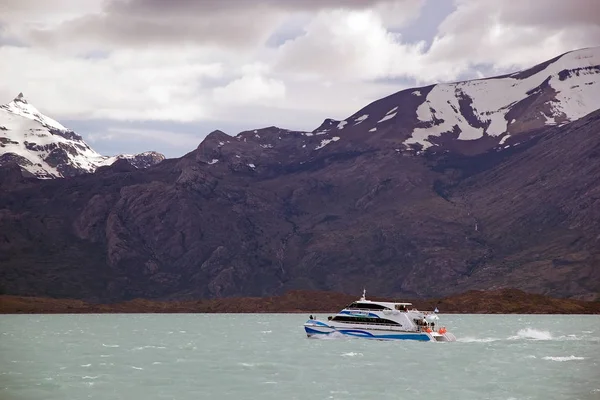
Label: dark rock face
xmin=0 ymin=110 xmax=599 ymax=302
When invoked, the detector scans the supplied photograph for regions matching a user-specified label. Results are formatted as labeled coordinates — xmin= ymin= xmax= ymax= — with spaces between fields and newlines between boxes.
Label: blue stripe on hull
xmin=304 ymin=326 xmax=431 ymax=341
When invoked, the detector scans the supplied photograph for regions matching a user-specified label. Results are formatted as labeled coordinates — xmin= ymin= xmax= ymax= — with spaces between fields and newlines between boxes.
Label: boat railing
xmin=330 ymin=319 xmax=413 ymax=328
xmin=344 ymin=307 xmax=393 ymax=312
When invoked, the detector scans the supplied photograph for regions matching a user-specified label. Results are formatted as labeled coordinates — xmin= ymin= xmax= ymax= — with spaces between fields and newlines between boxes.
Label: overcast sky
xmin=1 ymin=0 xmax=598 ymax=157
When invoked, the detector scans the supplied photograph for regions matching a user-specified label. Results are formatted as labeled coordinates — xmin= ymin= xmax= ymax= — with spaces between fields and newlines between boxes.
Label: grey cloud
xmin=438 ymin=0 xmax=600 ymax=34
xmin=16 ymin=0 xmax=407 ymax=50
xmin=106 ymin=0 xmax=398 ymax=15
xmin=494 ymin=0 xmax=600 ymax=29
xmin=29 ymin=11 xmax=283 ymax=49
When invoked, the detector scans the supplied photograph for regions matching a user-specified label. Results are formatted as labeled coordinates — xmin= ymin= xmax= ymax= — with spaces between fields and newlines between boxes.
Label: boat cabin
xmin=343 ymin=290 xmax=413 ymax=312
xmin=344 ymin=300 xmax=413 ymax=312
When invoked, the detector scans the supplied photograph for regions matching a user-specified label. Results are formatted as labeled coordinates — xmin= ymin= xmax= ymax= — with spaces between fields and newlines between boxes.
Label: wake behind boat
xmin=303 ymin=290 xmax=456 ymax=342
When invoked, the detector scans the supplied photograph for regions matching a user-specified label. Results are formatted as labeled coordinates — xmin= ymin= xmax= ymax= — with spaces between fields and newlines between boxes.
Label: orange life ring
xmin=426 ymin=328 xmax=432 ymax=333
xmin=439 ymin=327 xmax=446 ymax=334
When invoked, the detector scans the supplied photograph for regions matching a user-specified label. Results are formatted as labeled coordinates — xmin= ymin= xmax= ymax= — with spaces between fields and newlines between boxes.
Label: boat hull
xmin=304 ymin=321 xmax=455 ymax=342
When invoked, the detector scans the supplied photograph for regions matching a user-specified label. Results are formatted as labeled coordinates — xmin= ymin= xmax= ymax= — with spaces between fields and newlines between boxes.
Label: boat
xmin=303 ymin=290 xmax=456 ymax=342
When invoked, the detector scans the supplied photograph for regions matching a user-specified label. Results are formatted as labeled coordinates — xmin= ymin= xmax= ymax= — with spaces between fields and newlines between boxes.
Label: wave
xmin=132 ymin=345 xmax=167 ymax=351
xmin=239 ymin=362 xmax=262 ymax=368
xmin=311 ymin=331 xmax=347 ymax=340
xmin=542 ymin=356 xmax=585 ymax=362
xmin=508 ymin=328 xmax=552 ymax=340
xmin=101 ymin=344 xmax=119 ymax=348
xmin=341 ymin=352 xmax=363 ymax=357
xmin=458 ymin=337 xmax=500 ymax=343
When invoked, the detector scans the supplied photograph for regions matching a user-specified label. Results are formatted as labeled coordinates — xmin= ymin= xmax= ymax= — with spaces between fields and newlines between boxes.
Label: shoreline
xmin=1 ymin=289 xmax=599 ymax=315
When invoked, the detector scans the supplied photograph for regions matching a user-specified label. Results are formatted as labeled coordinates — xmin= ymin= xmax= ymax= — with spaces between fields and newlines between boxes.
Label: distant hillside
xmin=1 ymin=289 xmax=599 ymax=314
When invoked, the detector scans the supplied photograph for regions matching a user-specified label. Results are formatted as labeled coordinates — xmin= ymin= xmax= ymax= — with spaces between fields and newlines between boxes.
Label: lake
xmin=1 ymin=314 xmax=598 ymax=400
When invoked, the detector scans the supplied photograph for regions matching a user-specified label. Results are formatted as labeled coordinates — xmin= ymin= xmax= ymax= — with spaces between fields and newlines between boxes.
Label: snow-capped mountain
xmin=0 ymin=94 xmax=164 ymax=178
xmin=248 ymin=46 xmax=598 ymax=156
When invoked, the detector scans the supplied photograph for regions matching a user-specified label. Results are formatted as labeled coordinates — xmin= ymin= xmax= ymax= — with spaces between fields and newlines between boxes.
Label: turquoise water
xmin=1 ymin=314 xmax=598 ymax=400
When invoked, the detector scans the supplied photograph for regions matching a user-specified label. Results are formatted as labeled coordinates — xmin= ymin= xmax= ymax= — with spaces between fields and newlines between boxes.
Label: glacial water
xmin=1 ymin=314 xmax=598 ymax=400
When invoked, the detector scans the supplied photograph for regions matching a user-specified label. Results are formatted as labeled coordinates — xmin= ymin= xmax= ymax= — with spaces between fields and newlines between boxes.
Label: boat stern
xmin=430 ymin=331 xmax=457 ymax=342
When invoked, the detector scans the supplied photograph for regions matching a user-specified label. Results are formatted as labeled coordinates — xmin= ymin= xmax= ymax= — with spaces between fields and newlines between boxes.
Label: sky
xmin=0 ymin=0 xmax=598 ymax=158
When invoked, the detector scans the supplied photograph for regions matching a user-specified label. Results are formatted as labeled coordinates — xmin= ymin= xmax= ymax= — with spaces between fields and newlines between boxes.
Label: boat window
xmin=346 ymin=302 xmax=391 ymax=311
xmin=331 ymin=316 xmax=400 ymax=325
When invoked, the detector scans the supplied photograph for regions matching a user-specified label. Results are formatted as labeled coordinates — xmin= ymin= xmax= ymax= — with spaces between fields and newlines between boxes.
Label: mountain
xmin=0 ymin=47 xmax=599 ymax=303
xmin=0 ymin=93 xmax=165 ymax=178
xmin=300 ymin=47 xmax=599 ymax=156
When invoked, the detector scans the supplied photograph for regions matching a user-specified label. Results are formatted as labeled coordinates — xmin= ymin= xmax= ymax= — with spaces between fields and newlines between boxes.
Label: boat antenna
xmin=360 ymin=288 xmax=366 ymax=301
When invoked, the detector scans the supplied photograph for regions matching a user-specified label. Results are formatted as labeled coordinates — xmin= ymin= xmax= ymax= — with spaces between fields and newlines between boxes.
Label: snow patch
xmin=315 ymin=136 xmax=340 ymax=150
xmin=377 ymin=112 xmax=396 ymax=123
xmin=499 ymin=135 xmax=510 ymax=145
xmin=1 ymin=95 xmax=68 ymax=131
xmin=369 ymin=127 xmax=377 ymax=132
xmin=337 ymin=120 xmax=347 ymax=129
xmin=354 ymin=114 xmax=369 ymax=125
xmin=412 ymin=90 xmax=422 ymax=96
xmin=208 ymin=159 xmax=219 ymax=165
xmin=247 ymin=163 xmax=255 ymax=169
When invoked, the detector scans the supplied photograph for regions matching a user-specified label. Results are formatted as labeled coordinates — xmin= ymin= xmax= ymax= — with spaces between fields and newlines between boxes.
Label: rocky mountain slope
xmin=0 ymin=48 xmax=599 ymax=303
xmin=0 ymin=93 xmax=165 ymax=178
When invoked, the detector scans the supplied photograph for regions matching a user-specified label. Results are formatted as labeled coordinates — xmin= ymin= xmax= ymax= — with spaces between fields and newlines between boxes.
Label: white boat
xmin=303 ymin=290 xmax=456 ymax=342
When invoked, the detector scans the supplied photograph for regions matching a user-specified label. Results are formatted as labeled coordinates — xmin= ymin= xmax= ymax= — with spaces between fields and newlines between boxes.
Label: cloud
xmin=424 ymin=0 xmax=600 ymax=75
xmin=0 ymin=0 xmax=598 ymax=158
xmin=98 ymin=127 xmax=201 ymax=148
xmin=3 ymin=0 xmax=419 ymax=51
xmin=276 ymin=9 xmax=428 ymax=80
xmin=213 ymin=73 xmax=286 ymax=106
xmin=0 ymin=46 xmax=223 ymax=121
xmin=275 ymin=0 xmax=600 ymax=84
